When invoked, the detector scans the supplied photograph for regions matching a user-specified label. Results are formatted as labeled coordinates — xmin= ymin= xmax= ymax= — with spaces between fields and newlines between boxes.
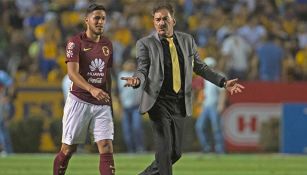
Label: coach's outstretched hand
xmin=224 ymin=78 xmax=245 ymax=95
xmin=121 ymin=77 xmax=140 ymax=87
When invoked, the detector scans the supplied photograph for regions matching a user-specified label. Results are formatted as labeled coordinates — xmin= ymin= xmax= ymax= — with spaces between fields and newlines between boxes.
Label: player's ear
xmin=173 ymin=18 xmax=176 ymax=26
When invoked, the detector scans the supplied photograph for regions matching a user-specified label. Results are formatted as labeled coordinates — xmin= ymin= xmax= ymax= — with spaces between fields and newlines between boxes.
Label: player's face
xmin=86 ymin=10 xmax=106 ymax=35
xmin=153 ymin=9 xmax=175 ymax=38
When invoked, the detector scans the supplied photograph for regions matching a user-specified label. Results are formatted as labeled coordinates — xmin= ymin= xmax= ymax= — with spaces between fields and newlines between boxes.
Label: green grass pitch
xmin=0 ymin=153 xmax=307 ymax=175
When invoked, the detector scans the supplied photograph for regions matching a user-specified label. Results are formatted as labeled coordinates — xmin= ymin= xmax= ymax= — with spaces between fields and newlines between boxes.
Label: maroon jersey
xmin=65 ymin=32 xmax=113 ymax=105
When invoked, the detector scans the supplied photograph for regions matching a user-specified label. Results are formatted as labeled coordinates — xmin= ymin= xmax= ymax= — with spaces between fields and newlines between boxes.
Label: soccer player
xmin=53 ymin=4 xmax=115 ymax=175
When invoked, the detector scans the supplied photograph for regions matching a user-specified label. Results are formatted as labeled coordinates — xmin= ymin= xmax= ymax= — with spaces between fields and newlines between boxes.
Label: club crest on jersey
xmin=89 ymin=58 xmax=105 ymax=72
xmin=102 ymin=46 xmax=110 ymax=56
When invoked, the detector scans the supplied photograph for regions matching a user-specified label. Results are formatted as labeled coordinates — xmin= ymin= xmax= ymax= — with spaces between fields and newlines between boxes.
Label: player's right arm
xmin=67 ymin=62 xmax=109 ymax=102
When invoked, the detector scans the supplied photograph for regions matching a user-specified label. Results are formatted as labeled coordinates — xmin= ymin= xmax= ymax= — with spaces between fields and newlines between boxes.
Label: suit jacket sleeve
xmin=133 ymin=39 xmax=150 ymax=88
xmin=191 ymin=37 xmax=226 ymax=88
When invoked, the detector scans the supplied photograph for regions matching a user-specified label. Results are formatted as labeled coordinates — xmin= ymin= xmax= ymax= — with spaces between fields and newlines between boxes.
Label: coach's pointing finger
xmin=121 ymin=77 xmax=140 ymax=87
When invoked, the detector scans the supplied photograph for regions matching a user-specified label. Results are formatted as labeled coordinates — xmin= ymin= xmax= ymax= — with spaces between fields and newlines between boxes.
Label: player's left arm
xmin=106 ymin=68 xmax=114 ymax=115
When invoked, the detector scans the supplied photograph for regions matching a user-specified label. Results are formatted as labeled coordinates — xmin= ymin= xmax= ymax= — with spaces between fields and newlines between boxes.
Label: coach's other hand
xmin=225 ymin=78 xmax=245 ymax=95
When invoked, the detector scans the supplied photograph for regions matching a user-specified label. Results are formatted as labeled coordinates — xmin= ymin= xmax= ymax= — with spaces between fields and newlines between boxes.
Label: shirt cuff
xmin=219 ymin=78 xmax=227 ymax=88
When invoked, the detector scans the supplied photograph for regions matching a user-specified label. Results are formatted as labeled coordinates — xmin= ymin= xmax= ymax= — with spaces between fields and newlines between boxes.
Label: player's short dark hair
xmin=86 ymin=3 xmax=106 ymax=16
xmin=152 ymin=2 xmax=175 ymax=17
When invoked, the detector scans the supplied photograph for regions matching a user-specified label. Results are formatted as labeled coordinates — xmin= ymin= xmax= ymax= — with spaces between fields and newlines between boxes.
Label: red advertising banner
xmin=223 ymin=103 xmax=281 ymax=152
xmin=223 ymin=82 xmax=307 ymax=152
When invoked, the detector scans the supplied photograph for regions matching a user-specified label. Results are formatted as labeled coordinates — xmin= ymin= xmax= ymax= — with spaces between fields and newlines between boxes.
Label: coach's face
xmin=153 ymin=9 xmax=175 ymax=38
xmin=86 ymin=10 xmax=106 ymax=35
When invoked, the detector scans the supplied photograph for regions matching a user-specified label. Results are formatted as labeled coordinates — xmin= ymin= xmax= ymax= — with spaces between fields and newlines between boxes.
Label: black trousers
xmin=139 ymin=96 xmax=186 ymax=175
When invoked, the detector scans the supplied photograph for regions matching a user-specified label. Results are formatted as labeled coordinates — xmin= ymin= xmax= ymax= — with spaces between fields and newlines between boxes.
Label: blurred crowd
xmin=0 ymin=0 xmax=306 ymax=84
xmin=0 ymin=0 xmax=307 ymax=155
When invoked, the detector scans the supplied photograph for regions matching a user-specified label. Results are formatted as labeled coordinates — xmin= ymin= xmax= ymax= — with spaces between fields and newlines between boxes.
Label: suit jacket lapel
xmin=174 ymin=32 xmax=188 ymax=77
xmin=153 ymin=32 xmax=164 ymax=75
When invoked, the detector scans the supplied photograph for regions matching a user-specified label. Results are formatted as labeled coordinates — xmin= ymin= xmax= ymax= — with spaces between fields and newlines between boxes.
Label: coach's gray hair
xmin=152 ymin=2 xmax=175 ymax=17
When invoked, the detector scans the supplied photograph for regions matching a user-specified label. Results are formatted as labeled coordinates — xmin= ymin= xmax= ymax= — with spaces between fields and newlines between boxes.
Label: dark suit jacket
xmin=134 ymin=31 xmax=225 ymax=117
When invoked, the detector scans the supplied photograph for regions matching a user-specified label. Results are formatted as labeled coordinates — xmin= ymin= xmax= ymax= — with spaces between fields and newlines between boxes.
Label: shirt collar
xmin=82 ymin=31 xmax=104 ymax=43
xmin=159 ymin=35 xmax=177 ymax=43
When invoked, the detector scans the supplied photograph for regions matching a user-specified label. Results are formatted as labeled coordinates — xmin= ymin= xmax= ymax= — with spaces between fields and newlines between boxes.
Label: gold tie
xmin=167 ymin=38 xmax=181 ymax=93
